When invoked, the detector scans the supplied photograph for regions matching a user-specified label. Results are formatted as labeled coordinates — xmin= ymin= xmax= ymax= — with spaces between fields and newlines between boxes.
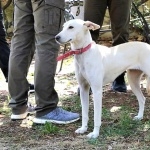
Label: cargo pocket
xmin=44 ymin=6 xmax=64 ymax=34
xmin=33 ymin=0 xmax=65 ymax=34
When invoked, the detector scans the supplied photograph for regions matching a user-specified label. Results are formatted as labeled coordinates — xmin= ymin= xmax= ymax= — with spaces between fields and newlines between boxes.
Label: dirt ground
xmin=0 ymin=42 xmax=150 ymax=150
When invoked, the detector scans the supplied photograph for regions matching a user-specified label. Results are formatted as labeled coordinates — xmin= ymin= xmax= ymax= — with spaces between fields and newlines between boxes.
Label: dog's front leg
xmin=87 ymin=87 xmax=102 ymax=139
xmin=75 ymin=83 xmax=90 ymax=134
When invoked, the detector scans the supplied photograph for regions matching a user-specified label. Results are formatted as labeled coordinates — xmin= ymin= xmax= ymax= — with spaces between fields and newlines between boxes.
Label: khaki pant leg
xmin=32 ymin=0 xmax=65 ymax=117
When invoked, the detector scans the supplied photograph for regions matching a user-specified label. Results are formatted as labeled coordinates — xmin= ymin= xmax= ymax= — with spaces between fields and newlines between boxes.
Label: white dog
xmin=55 ymin=19 xmax=150 ymax=138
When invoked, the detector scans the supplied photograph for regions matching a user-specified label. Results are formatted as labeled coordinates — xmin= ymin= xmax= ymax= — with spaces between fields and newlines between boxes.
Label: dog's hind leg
xmin=127 ymin=69 xmax=145 ymax=120
xmin=75 ymin=78 xmax=90 ymax=134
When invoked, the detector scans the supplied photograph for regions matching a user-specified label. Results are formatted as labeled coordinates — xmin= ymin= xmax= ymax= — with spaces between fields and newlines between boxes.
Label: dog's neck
xmin=70 ymin=30 xmax=93 ymax=51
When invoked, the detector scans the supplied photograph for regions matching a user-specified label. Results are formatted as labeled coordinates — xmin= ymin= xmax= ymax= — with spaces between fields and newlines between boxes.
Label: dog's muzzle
xmin=55 ymin=35 xmax=72 ymax=44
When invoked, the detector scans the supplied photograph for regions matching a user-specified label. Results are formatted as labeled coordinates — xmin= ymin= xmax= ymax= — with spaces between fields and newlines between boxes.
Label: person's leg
xmin=109 ymin=0 xmax=131 ymax=46
xmin=32 ymin=0 xmax=79 ymax=124
xmin=9 ymin=0 xmax=35 ymax=119
xmin=108 ymin=0 xmax=132 ymax=92
xmin=32 ymin=0 xmax=63 ymax=117
xmin=84 ymin=0 xmax=108 ymax=41
xmin=0 ymin=3 xmax=10 ymax=82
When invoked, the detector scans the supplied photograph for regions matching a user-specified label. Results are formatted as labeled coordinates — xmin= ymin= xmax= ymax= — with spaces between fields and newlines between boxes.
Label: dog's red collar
xmin=57 ymin=42 xmax=93 ymax=61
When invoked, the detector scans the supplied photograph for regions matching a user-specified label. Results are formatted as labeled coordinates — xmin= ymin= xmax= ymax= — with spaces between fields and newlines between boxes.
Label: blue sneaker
xmin=33 ymin=107 xmax=80 ymax=124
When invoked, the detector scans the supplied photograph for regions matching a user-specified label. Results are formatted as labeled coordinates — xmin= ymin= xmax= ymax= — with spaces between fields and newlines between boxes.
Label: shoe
xmin=11 ymin=112 xmax=28 ymax=120
xmin=11 ymin=104 xmax=35 ymax=120
xmin=29 ymin=83 xmax=35 ymax=93
xmin=77 ymin=87 xmax=92 ymax=96
xmin=33 ymin=107 xmax=80 ymax=124
xmin=112 ymin=80 xmax=127 ymax=93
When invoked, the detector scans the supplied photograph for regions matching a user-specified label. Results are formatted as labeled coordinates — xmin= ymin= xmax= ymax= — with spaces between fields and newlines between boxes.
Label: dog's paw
xmin=86 ymin=131 xmax=99 ymax=139
xmin=75 ymin=127 xmax=87 ymax=134
xmin=133 ymin=115 xmax=143 ymax=120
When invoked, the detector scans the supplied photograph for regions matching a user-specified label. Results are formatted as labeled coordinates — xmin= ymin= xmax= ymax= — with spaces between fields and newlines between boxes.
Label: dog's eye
xmin=68 ymin=26 xmax=74 ymax=29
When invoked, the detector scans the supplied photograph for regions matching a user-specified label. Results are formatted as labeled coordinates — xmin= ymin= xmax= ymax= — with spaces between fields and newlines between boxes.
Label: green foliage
xmin=102 ymin=108 xmax=111 ymax=120
xmin=39 ymin=122 xmax=59 ymax=134
xmin=35 ymin=122 xmax=69 ymax=136
xmin=100 ymin=106 xmax=142 ymax=138
xmin=131 ymin=1 xmax=150 ymax=29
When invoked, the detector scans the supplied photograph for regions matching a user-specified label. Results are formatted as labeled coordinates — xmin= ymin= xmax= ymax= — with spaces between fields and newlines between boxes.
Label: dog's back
xmin=96 ymin=41 xmax=150 ymax=84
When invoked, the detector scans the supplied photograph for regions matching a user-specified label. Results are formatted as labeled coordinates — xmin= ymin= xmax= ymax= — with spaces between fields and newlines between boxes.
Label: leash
xmin=57 ymin=43 xmax=93 ymax=61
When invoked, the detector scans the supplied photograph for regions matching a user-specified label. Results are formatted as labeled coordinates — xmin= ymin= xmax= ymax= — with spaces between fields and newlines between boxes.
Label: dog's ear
xmin=83 ymin=21 xmax=100 ymax=31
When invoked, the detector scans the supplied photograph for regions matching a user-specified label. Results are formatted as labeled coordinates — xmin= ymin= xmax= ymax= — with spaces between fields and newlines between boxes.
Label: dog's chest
xmin=76 ymin=57 xmax=86 ymax=70
xmin=75 ymin=55 xmax=90 ymax=76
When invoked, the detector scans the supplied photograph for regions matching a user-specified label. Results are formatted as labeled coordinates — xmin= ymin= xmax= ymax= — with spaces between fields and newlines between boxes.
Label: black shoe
xmin=29 ymin=84 xmax=35 ymax=93
xmin=77 ymin=87 xmax=92 ymax=96
xmin=112 ymin=80 xmax=127 ymax=93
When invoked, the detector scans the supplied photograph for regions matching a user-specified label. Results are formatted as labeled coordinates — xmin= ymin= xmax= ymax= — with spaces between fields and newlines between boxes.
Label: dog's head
xmin=55 ymin=19 xmax=100 ymax=45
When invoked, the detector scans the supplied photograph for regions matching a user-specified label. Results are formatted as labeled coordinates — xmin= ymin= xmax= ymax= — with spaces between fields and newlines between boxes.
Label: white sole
xmin=28 ymin=90 xmax=35 ymax=94
xmin=33 ymin=117 xmax=80 ymax=124
xmin=11 ymin=112 xmax=28 ymax=120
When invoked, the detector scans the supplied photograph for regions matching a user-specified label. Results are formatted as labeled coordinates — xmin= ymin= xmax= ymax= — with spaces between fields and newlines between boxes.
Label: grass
xmin=0 ymin=98 xmax=11 ymax=116
xmin=81 ymin=102 xmax=150 ymax=149
xmin=35 ymin=122 xmax=68 ymax=135
xmin=38 ymin=122 xmax=60 ymax=134
xmin=34 ymin=91 xmax=150 ymax=149
xmin=1 ymin=93 xmax=150 ymax=149
xmin=1 ymin=56 xmax=150 ymax=149
xmin=102 ymin=111 xmax=140 ymax=137
xmin=60 ymin=94 xmax=81 ymax=112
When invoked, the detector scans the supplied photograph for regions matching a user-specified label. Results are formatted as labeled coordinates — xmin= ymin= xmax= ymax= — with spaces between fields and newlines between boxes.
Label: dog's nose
xmin=55 ymin=35 xmax=60 ymax=41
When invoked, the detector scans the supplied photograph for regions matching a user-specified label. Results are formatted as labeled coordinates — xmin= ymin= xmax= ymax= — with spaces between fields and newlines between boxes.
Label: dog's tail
xmin=146 ymin=76 xmax=150 ymax=96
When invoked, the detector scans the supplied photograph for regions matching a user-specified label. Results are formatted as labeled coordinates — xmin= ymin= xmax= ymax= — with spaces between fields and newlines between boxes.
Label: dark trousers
xmin=84 ymin=0 xmax=132 ymax=83
xmin=0 ymin=3 xmax=10 ymax=81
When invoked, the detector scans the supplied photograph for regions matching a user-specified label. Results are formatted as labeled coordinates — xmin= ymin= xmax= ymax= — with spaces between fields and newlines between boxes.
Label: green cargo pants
xmin=9 ymin=0 xmax=65 ymax=117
